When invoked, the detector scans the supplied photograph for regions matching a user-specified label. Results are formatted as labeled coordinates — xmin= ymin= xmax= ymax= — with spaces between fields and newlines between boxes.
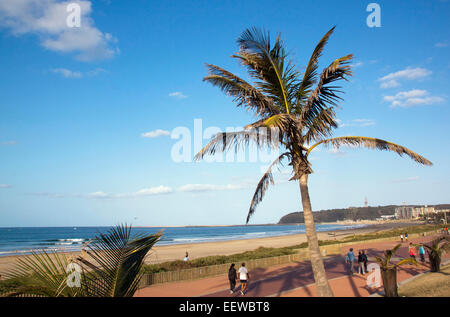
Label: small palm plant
xmin=375 ymin=244 xmax=417 ymax=297
xmin=2 ymin=224 xmax=161 ymax=297
xmin=423 ymin=236 xmax=450 ymax=272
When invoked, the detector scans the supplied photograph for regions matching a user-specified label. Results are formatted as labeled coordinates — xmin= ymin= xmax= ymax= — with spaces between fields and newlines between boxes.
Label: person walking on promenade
xmin=409 ymin=243 xmax=416 ymax=260
xmin=400 ymin=233 xmax=404 ymax=242
xmin=405 ymin=232 xmax=408 ymax=242
xmin=238 ymin=263 xmax=250 ymax=295
xmin=228 ymin=263 xmax=237 ymax=294
xmin=419 ymin=244 xmax=426 ymax=263
xmin=362 ymin=250 xmax=368 ymax=273
xmin=357 ymin=251 xmax=365 ymax=275
xmin=345 ymin=248 xmax=356 ymax=275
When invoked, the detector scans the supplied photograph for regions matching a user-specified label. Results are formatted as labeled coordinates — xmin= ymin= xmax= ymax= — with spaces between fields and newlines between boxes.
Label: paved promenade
xmin=135 ymin=234 xmax=449 ymax=297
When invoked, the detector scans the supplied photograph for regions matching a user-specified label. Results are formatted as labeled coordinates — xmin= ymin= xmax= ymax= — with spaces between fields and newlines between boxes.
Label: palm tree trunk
xmin=299 ymin=173 xmax=334 ymax=297
xmin=381 ymin=267 xmax=398 ymax=297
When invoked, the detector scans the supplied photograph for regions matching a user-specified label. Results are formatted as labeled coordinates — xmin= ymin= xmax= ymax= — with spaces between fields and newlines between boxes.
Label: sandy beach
xmin=0 ymin=221 xmax=420 ymax=274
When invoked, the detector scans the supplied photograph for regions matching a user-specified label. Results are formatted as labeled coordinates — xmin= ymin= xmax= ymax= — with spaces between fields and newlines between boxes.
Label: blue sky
xmin=0 ymin=0 xmax=449 ymax=227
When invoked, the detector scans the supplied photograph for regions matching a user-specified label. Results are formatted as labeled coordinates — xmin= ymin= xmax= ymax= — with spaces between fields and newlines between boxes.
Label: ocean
xmin=0 ymin=224 xmax=368 ymax=256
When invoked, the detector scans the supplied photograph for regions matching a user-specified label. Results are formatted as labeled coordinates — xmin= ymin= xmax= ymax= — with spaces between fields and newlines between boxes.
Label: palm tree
xmin=375 ymin=244 xmax=417 ymax=297
xmin=194 ymin=26 xmax=432 ymax=297
xmin=422 ymin=235 xmax=450 ymax=272
xmin=2 ymin=224 xmax=161 ymax=297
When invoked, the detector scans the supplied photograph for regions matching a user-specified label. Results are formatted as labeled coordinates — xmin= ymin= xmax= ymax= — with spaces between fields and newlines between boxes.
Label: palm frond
xmin=234 ymin=27 xmax=297 ymax=114
xmin=76 ymin=224 xmax=161 ymax=297
xmin=203 ymin=64 xmax=280 ymax=116
xmin=425 ymin=236 xmax=450 ymax=256
xmin=395 ymin=258 xmax=417 ymax=267
xmin=246 ymin=152 xmax=290 ymax=224
xmin=4 ymin=251 xmax=80 ymax=297
xmin=308 ymin=136 xmax=432 ymax=166
xmin=375 ymin=244 xmax=401 ymax=269
xmin=303 ymin=106 xmax=339 ymax=144
xmin=295 ymin=26 xmax=335 ymax=111
xmin=299 ymin=54 xmax=353 ymax=127
xmin=194 ymin=130 xmax=279 ymax=161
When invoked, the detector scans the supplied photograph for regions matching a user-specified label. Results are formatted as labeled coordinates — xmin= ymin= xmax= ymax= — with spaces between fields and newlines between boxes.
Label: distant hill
xmin=278 ymin=204 xmax=450 ymax=224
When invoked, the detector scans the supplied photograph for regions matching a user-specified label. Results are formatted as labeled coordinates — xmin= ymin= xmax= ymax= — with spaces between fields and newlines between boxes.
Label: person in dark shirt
xmin=357 ymin=251 xmax=365 ymax=275
xmin=228 ymin=263 xmax=237 ymax=294
xmin=362 ymin=250 xmax=368 ymax=273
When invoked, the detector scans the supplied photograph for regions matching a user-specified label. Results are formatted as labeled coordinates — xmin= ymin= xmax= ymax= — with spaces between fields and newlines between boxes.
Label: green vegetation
xmin=375 ymin=244 xmax=417 ymax=297
xmin=0 ymin=225 xmax=161 ymax=297
xmin=398 ymin=264 xmax=450 ymax=297
xmin=279 ymin=204 xmax=450 ymax=224
xmin=421 ymin=235 xmax=450 ymax=272
xmin=140 ymin=224 xmax=445 ymax=274
xmin=141 ymin=246 xmax=298 ymax=274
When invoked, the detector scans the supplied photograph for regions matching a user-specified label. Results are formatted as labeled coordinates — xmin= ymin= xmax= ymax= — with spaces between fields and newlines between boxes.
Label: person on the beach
xmin=409 ymin=243 xmax=416 ymax=260
xmin=419 ymin=244 xmax=426 ymax=263
xmin=184 ymin=251 xmax=189 ymax=262
xmin=362 ymin=250 xmax=368 ymax=273
xmin=228 ymin=263 xmax=237 ymax=294
xmin=357 ymin=251 xmax=365 ymax=275
xmin=238 ymin=262 xmax=250 ymax=295
xmin=405 ymin=232 xmax=408 ymax=241
xmin=345 ymin=248 xmax=355 ymax=275
xmin=400 ymin=234 xmax=404 ymax=242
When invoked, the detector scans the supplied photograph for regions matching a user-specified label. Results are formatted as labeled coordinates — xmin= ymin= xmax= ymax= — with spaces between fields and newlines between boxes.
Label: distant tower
xmin=364 ymin=197 xmax=368 ymax=208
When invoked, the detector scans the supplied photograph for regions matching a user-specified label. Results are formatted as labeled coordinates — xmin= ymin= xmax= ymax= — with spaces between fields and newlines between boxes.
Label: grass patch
xmin=398 ymin=264 xmax=450 ymax=297
xmin=141 ymin=246 xmax=297 ymax=274
xmin=141 ymin=224 xmax=445 ymax=274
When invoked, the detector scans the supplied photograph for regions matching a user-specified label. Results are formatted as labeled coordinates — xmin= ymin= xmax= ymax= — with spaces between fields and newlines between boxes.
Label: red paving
xmin=135 ymin=234 xmax=449 ymax=297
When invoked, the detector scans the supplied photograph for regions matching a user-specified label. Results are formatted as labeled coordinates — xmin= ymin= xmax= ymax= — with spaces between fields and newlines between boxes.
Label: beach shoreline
xmin=0 ymin=220 xmax=421 ymax=274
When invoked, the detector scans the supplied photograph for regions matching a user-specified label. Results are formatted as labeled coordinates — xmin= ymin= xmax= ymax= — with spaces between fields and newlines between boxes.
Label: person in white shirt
xmin=238 ymin=262 xmax=250 ymax=295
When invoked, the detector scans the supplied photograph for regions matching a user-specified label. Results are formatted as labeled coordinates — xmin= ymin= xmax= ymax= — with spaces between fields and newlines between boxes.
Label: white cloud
xmin=380 ymin=79 xmax=400 ymax=89
xmin=51 ymin=68 xmax=82 ymax=78
xmin=384 ymin=89 xmax=444 ymax=108
xmin=1 ymin=140 xmax=16 ymax=145
xmin=141 ymin=129 xmax=171 ymax=138
xmin=379 ymin=67 xmax=432 ymax=89
xmin=88 ymin=186 xmax=174 ymax=199
xmin=352 ymin=61 xmax=363 ymax=68
xmin=169 ymin=92 xmax=187 ymax=99
xmin=134 ymin=186 xmax=173 ymax=196
xmin=389 ymin=176 xmax=420 ymax=183
xmin=87 ymin=191 xmax=110 ymax=199
xmin=178 ymin=183 xmax=249 ymax=193
xmin=339 ymin=119 xmax=376 ymax=128
xmin=0 ymin=0 xmax=118 ymax=61
xmin=0 ymin=184 xmax=12 ymax=188
xmin=328 ymin=148 xmax=347 ymax=156
xmin=435 ymin=41 xmax=448 ymax=48
xmin=51 ymin=67 xmax=106 ymax=78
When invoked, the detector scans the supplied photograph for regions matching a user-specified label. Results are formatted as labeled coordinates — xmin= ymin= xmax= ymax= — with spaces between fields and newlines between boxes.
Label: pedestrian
xmin=419 ymin=244 xmax=426 ymax=263
xmin=405 ymin=232 xmax=408 ymax=241
xmin=362 ymin=250 xmax=368 ymax=273
xmin=238 ymin=262 xmax=250 ymax=295
xmin=184 ymin=251 xmax=189 ymax=262
xmin=345 ymin=248 xmax=355 ymax=275
xmin=228 ymin=263 xmax=237 ymax=294
xmin=400 ymin=233 xmax=404 ymax=242
xmin=357 ymin=251 xmax=365 ymax=275
xmin=409 ymin=243 xmax=416 ymax=260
